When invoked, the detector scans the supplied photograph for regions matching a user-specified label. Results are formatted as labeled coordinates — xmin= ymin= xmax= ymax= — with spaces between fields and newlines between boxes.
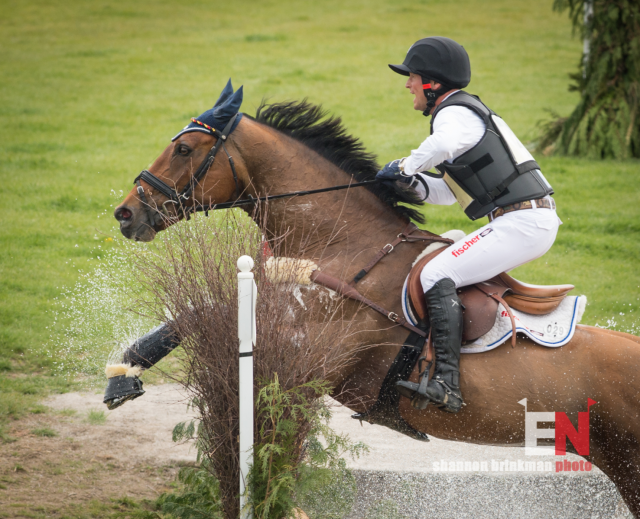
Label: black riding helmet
xmin=389 ymin=37 xmax=471 ymax=89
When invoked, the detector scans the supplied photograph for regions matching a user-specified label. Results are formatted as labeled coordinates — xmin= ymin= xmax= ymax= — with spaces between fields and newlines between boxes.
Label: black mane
xmin=253 ymin=100 xmax=425 ymax=223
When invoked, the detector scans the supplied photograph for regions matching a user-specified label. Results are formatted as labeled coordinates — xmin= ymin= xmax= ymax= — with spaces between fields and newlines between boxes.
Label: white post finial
xmin=237 ymin=255 xmax=254 ymax=273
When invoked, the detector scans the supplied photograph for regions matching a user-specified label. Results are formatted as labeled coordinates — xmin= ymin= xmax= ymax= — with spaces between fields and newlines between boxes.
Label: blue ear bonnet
xmin=172 ymin=79 xmax=244 ymax=141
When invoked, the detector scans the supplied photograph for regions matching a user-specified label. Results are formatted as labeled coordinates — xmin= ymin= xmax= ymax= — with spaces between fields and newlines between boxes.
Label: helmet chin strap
xmin=422 ymin=83 xmax=448 ymax=117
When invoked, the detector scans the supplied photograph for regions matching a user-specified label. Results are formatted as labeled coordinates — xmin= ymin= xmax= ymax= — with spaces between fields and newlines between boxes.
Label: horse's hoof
xmin=103 ymin=375 xmax=145 ymax=410
xmin=415 ymin=431 xmax=430 ymax=442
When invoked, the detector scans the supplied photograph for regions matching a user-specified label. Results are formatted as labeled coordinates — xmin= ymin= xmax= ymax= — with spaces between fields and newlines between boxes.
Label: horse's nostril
xmin=115 ymin=207 xmax=133 ymax=222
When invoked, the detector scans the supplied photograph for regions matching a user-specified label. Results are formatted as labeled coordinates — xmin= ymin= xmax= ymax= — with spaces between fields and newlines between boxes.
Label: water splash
xmin=46 ymin=231 xmax=157 ymax=388
xmin=46 ymin=211 xmax=243 ymax=388
xmin=594 ymin=301 xmax=639 ymax=336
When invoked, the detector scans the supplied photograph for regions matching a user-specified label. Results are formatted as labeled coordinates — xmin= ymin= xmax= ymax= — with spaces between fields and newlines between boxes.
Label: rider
xmin=376 ymin=37 xmax=560 ymax=413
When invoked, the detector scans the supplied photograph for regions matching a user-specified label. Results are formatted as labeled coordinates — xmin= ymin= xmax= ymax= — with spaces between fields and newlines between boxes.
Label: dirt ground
xmin=0 ymin=383 xmax=197 ymax=518
xmin=0 ymin=381 xmax=610 ymax=518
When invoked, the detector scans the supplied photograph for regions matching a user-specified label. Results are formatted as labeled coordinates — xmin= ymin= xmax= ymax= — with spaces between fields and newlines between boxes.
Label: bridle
xmin=131 ymin=111 xmax=384 ymax=226
xmin=132 ymin=113 xmax=242 ymax=227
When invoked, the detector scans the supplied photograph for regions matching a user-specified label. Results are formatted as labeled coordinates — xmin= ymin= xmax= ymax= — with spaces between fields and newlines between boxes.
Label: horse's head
xmin=114 ymin=80 xmax=245 ymax=241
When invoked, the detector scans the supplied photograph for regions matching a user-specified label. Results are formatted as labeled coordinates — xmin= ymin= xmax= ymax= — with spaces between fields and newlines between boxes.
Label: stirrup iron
xmin=396 ymin=355 xmax=433 ymax=410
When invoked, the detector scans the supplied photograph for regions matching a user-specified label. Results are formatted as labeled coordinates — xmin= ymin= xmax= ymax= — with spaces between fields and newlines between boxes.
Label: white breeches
xmin=420 ymin=207 xmax=561 ymax=293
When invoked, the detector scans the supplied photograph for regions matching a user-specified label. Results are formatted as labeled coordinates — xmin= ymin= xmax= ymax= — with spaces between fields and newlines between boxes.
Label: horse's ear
xmin=213 ymin=79 xmax=234 ymax=108
xmin=213 ymin=85 xmax=243 ymax=121
xmin=227 ymin=85 xmax=243 ymax=113
xmin=172 ymin=80 xmax=243 ymax=141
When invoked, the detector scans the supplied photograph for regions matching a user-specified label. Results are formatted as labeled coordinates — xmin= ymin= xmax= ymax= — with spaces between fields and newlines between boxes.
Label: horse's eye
xmin=177 ymin=145 xmax=191 ymax=156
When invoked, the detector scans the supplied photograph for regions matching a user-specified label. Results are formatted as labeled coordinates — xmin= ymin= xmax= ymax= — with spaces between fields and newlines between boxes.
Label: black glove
xmin=375 ymin=159 xmax=412 ymax=183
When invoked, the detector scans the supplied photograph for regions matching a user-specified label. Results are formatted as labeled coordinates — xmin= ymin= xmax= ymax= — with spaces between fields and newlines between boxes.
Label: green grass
xmin=0 ymin=373 xmax=71 ymax=439
xmin=31 ymin=427 xmax=58 ymax=438
xmin=0 ymin=0 xmax=638 ymax=437
xmin=56 ymin=408 xmax=77 ymax=417
xmin=86 ymin=409 xmax=108 ymax=425
xmin=0 ymin=497 xmax=160 ymax=519
xmin=29 ymin=404 xmax=48 ymax=415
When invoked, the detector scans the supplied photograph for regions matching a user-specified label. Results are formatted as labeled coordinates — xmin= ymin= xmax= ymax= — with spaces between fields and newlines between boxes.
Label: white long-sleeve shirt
xmin=404 ymin=92 xmax=486 ymax=205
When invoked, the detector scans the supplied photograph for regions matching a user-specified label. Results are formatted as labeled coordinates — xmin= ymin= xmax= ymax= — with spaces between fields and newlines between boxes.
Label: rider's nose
xmin=114 ymin=206 xmax=134 ymax=226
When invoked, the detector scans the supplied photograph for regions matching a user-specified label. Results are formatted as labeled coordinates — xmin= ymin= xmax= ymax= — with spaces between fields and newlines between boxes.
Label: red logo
xmin=555 ymin=399 xmax=597 ymax=456
xmin=451 ymin=228 xmax=493 ymax=258
xmin=520 ymin=398 xmax=597 ymax=456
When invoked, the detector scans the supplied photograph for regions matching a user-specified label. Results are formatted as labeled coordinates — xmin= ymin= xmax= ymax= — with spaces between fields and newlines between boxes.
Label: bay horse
xmin=114 ymin=95 xmax=640 ymax=515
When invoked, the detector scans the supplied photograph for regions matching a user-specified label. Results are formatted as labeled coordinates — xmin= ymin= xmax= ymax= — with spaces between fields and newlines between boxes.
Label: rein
xmin=131 ymin=111 xmax=385 ymax=224
xmin=192 ymin=178 xmax=385 ymax=213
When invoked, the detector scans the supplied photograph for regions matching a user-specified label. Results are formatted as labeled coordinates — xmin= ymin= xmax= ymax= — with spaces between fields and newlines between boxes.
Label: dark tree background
xmin=539 ymin=0 xmax=640 ymax=158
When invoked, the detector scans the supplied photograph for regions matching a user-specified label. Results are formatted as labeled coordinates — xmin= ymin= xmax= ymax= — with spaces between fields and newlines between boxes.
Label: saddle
xmin=407 ymin=247 xmax=575 ymax=343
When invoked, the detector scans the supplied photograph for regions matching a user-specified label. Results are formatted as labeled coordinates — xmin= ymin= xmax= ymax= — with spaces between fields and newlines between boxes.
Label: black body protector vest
xmin=430 ymin=91 xmax=553 ymax=220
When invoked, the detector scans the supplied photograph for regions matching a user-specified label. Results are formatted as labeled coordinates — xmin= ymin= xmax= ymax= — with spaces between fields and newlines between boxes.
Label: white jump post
xmin=237 ymin=255 xmax=257 ymax=519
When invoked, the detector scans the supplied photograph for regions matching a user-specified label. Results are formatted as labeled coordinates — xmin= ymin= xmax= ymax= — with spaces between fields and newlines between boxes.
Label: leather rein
xmin=132 ymin=112 xmax=384 ymax=226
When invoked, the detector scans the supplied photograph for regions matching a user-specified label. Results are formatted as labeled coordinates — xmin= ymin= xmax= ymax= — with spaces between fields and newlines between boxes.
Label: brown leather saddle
xmin=407 ymin=247 xmax=575 ymax=343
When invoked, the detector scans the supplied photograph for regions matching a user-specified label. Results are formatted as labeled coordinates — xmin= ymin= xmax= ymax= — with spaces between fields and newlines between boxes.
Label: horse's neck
xmin=236 ymin=122 xmax=409 ymax=266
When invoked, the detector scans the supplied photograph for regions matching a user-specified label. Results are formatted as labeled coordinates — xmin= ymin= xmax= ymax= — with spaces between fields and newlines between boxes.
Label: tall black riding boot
xmin=420 ymin=278 xmax=464 ymax=413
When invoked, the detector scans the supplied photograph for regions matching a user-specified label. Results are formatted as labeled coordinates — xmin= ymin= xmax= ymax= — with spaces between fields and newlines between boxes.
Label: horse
xmin=114 ymin=93 xmax=640 ymax=516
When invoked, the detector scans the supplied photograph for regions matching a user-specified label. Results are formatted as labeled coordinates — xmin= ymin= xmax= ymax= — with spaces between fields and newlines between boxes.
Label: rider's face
xmin=406 ymin=73 xmax=428 ymax=111
xmin=406 ymin=74 xmax=444 ymax=113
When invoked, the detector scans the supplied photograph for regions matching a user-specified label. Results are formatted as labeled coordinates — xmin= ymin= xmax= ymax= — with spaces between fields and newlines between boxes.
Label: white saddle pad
xmin=460 ymin=295 xmax=586 ymax=353
xmin=401 ymin=276 xmax=587 ymax=354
